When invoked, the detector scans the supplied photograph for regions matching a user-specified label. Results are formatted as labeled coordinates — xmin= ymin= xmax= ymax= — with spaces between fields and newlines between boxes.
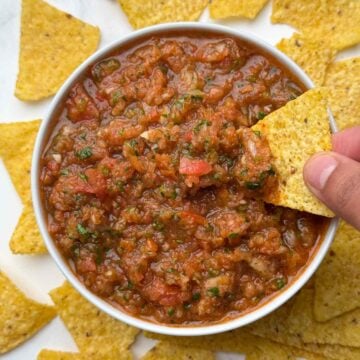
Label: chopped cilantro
xmin=228 ymin=232 xmax=239 ymax=239
xmin=167 ymin=307 xmax=175 ymax=316
xmin=76 ymin=147 xmax=92 ymax=160
xmin=276 ymin=278 xmax=286 ymax=289
xmin=207 ymin=287 xmax=220 ymax=297
xmin=245 ymin=181 xmax=262 ymax=190
xmin=79 ymin=173 xmax=88 ymax=182
xmin=192 ymin=292 xmax=201 ymax=301
xmin=257 ymin=111 xmax=266 ymax=120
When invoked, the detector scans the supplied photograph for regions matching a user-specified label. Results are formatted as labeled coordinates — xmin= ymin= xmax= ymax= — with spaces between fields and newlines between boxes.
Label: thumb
xmin=303 ymin=152 xmax=360 ymax=229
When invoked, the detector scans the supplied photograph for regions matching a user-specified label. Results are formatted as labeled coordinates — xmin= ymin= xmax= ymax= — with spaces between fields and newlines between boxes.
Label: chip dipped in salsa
xmin=40 ymin=32 xmax=327 ymax=325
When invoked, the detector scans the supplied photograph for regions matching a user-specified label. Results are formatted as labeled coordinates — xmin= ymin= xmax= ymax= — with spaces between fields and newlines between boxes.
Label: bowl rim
xmin=31 ymin=21 xmax=339 ymax=337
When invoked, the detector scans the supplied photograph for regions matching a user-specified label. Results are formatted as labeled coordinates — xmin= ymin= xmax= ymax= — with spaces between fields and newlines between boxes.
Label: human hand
xmin=303 ymin=126 xmax=360 ymax=230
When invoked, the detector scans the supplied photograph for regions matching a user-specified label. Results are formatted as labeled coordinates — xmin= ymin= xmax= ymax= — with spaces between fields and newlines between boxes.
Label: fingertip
xmin=303 ymin=153 xmax=338 ymax=191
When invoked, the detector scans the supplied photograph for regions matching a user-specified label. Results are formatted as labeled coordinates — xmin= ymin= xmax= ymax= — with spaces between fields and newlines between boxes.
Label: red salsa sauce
xmin=40 ymin=33 xmax=325 ymax=325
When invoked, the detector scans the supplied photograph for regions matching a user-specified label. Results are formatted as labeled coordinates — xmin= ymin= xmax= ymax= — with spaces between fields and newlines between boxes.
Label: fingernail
xmin=304 ymin=154 xmax=338 ymax=190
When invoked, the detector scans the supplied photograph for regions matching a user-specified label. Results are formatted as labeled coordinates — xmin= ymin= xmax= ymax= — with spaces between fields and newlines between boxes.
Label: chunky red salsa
xmin=40 ymin=33 xmax=325 ymax=325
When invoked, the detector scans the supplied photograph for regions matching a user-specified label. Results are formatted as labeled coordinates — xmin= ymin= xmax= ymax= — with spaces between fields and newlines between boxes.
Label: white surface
xmin=0 ymin=0 xmax=359 ymax=359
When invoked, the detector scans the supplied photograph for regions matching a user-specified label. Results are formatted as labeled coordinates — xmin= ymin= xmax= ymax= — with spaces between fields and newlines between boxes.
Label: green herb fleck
xmin=79 ymin=173 xmax=88 ymax=182
xmin=276 ymin=278 xmax=286 ymax=289
xmin=207 ymin=287 xmax=220 ymax=297
xmin=167 ymin=307 xmax=175 ymax=316
xmin=192 ymin=292 xmax=201 ymax=301
xmin=228 ymin=232 xmax=239 ymax=239
xmin=245 ymin=181 xmax=262 ymax=190
xmin=257 ymin=111 xmax=266 ymax=120
xmin=76 ymin=147 xmax=92 ymax=160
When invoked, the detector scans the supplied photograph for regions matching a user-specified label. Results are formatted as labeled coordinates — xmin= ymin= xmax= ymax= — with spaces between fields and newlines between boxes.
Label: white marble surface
xmin=0 ymin=1 xmax=359 ymax=359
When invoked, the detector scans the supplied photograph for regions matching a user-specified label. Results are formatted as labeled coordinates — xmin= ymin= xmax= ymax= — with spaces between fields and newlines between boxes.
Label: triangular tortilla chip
xmin=49 ymin=282 xmax=139 ymax=359
xmin=288 ymin=289 xmax=360 ymax=347
xmin=324 ymin=57 xmax=360 ymax=130
xmin=271 ymin=0 xmax=360 ymax=51
xmin=0 ymin=271 xmax=56 ymax=354
xmin=10 ymin=199 xmax=46 ymax=254
xmin=251 ymin=88 xmax=333 ymax=217
xmin=0 ymin=120 xmax=46 ymax=254
xmin=16 ymin=0 xmax=100 ymax=101
xmin=277 ymin=33 xmax=336 ymax=86
xmin=314 ymin=221 xmax=360 ymax=321
xmin=0 ymin=120 xmax=40 ymax=202
xmin=209 ymin=0 xmax=268 ymax=20
xmin=142 ymin=342 xmax=215 ymax=360
xmin=117 ymin=0 xmax=208 ymax=29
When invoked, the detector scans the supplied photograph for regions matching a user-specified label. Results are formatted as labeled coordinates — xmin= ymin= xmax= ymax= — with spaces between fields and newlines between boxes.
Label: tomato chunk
xmin=179 ymin=157 xmax=212 ymax=176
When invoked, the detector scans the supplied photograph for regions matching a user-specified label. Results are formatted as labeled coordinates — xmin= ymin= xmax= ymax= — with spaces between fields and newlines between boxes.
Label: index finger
xmin=332 ymin=126 xmax=360 ymax=161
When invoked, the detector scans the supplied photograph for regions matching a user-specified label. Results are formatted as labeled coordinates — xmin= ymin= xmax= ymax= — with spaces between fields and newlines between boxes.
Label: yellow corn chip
xmin=277 ymin=33 xmax=336 ymax=86
xmin=145 ymin=328 xmax=298 ymax=360
xmin=49 ymin=282 xmax=139 ymax=359
xmin=0 ymin=271 xmax=56 ymax=354
xmin=209 ymin=0 xmax=268 ymax=20
xmin=251 ymin=88 xmax=333 ymax=217
xmin=16 ymin=0 xmax=100 ymax=101
xmin=117 ymin=0 xmax=208 ymax=29
xmin=38 ymin=350 xmax=85 ymax=360
xmin=246 ymin=301 xmax=359 ymax=360
xmin=288 ymin=289 xmax=360 ymax=347
xmin=324 ymin=57 xmax=360 ymax=130
xmin=271 ymin=0 xmax=360 ymax=51
xmin=0 ymin=120 xmax=40 ymax=202
xmin=141 ymin=342 xmax=215 ymax=360
xmin=314 ymin=221 xmax=360 ymax=321
xmin=10 ymin=199 xmax=46 ymax=254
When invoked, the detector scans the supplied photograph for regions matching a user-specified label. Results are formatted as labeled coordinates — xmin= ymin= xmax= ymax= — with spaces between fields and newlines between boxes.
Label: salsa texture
xmin=40 ymin=34 xmax=325 ymax=325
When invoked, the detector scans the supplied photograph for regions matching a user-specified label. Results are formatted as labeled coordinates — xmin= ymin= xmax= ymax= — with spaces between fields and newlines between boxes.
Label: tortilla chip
xmin=314 ymin=221 xmax=360 ymax=321
xmin=145 ymin=328 xmax=299 ymax=360
xmin=251 ymin=88 xmax=333 ymax=217
xmin=9 ymin=199 xmax=46 ymax=254
xmin=287 ymin=289 xmax=360 ymax=347
xmin=276 ymin=33 xmax=336 ymax=86
xmin=324 ymin=57 xmax=360 ymax=130
xmin=0 ymin=120 xmax=40 ymax=202
xmin=141 ymin=342 xmax=215 ymax=360
xmin=209 ymin=0 xmax=268 ymax=20
xmin=16 ymin=0 xmax=100 ymax=101
xmin=37 ymin=350 xmax=85 ymax=360
xmin=0 ymin=271 xmax=56 ymax=354
xmin=49 ymin=282 xmax=139 ymax=359
xmin=271 ymin=0 xmax=360 ymax=51
xmin=246 ymin=301 xmax=359 ymax=360
xmin=117 ymin=0 xmax=208 ymax=29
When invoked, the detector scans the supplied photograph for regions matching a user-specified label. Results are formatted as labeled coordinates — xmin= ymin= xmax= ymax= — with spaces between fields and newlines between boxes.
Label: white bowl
xmin=32 ymin=22 xmax=338 ymax=337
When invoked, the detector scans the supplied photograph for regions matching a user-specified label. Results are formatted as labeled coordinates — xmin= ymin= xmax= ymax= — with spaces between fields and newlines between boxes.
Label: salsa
xmin=40 ymin=33 xmax=325 ymax=325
